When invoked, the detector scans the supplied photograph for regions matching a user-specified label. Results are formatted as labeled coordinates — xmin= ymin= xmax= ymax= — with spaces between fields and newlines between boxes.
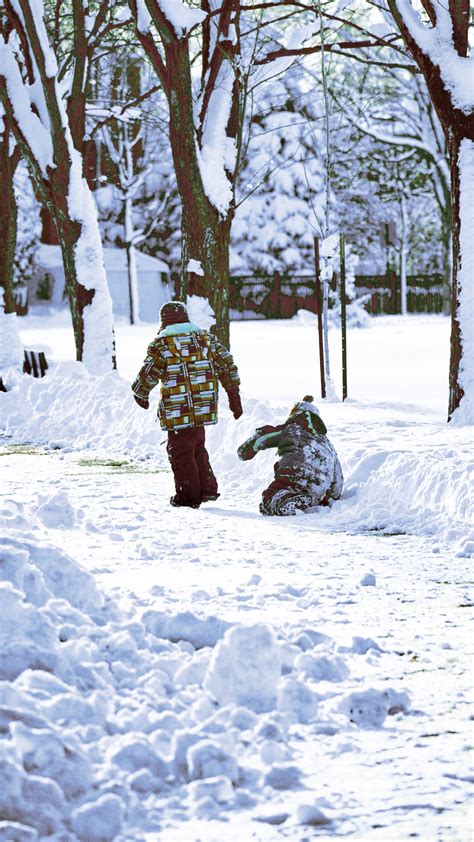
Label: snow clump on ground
xmin=0 ymin=500 xmax=413 ymax=839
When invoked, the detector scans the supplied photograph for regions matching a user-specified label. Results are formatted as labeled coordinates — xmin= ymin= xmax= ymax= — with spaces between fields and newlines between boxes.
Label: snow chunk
xmin=359 ymin=572 xmax=376 ymax=587
xmin=35 ymin=491 xmax=77 ymax=528
xmin=107 ymin=734 xmax=168 ymax=777
xmin=294 ymin=652 xmax=349 ymax=683
xmin=71 ymin=793 xmax=125 ymax=842
xmin=187 ymin=740 xmax=239 ymax=783
xmin=11 ymin=722 xmax=92 ymax=799
xmin=187 ymin=775 xmax=234 ymax=804
xmin=175 ymin=649 xmax=211 ymax=687
xmin=204 ymin=624 xmax=281 ymax=712
xmin=0 ymin=823 xmax=39 ymax=841
xmin=454 ymin=529 xmax=474 ymax=558
xmin=142 ymin=610 xmax=231 ymax=648
xmin=338 ymin=636 xmax=382 ymax=655
xmin=264 ymin=763 xmax=302 ymax=790
xmin=338 ymin=687 xmax=410 ymax=728
xmin=0 ymin=757 xmax=65 ymax=837
xmin=186 ymin=295 xmax=216 ymax=331
xmin=187 ymin=259 xmax=204 ymax=276
xmin=297 ymin=803 xmax=331 ymax=826
xmin=277 ymin=677 xmax=318 ymax=723
xmin=1 ymin=536 xmax=102 ymax=613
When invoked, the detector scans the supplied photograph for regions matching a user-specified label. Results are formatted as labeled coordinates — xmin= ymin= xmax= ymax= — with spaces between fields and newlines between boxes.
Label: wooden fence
xmin=229 ymin=271 xmax=445 ymax=320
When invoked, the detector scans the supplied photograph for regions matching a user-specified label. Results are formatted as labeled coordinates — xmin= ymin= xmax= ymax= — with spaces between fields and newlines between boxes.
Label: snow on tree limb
xmin=0 ymin=41 xmax=54 ymax=174
xmin=136 ymin=0 xmax=207 ymax=37
xmin=389 ymin=0 xmax=473 ymax=114
xmin=350 ymin=114 xmax=450 ymax=185
xmin=9 ymin=0 xmax=58 ymax=79
xmin=157 ymin=0 xmax=207 ymax=37
xmin=135 ymin=0 xmax=152 ymax=34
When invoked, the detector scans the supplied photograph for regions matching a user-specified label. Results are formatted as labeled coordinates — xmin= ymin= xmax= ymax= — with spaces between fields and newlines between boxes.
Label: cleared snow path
xmin=2 ymin=446 xmax=472 ymax=841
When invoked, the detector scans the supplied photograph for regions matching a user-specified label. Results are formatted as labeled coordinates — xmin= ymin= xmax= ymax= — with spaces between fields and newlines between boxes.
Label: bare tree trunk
xmin=129 ymin=1 xmax=240 ymax=349
xmin=166 ymin=41 xmax=233 ymax=347
xmin=0 ymin=129 xmax=19 ymax=314
xmin=180 ymin=205 xmax=232 ymax=346
xmin=399 ymin=192 xmax=408 ymax=316
xmin=124 ymin=193 xmax=139 ymax=325
xmin=447 ymin=131 xmax=464 ymax=418
xmin=440 ymin=209 xmax=452 ymax=314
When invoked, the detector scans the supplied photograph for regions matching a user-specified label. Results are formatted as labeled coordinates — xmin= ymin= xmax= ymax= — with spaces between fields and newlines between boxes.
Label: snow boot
xmin=201 ymin=493 xmax=220 ymax=503
xmin=170 ymin=495 xmax=200 ymax=509
xmin=260 ymin=488 xmax=312 ymax=516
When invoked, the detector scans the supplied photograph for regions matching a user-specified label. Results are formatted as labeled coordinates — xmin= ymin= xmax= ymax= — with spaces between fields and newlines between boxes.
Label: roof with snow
xmin=37 ymin=244 xmax=169 ymax=275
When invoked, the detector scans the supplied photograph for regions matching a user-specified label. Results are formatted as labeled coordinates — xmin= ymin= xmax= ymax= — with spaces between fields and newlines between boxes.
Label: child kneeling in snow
xmin=237 ymin=396 xmax=343 ymax=516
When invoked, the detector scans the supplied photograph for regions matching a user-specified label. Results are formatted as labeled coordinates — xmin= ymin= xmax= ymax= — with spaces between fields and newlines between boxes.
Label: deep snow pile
xmin=1 ymin=359 xmax=472 ymax=553
xmin=0 ymin=498 xmax=415 ymax=841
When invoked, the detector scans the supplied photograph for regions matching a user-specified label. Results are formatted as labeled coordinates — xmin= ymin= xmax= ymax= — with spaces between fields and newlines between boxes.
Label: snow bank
xmin=0 ymin=362 xmax=165 ymax=463
xmin=1 ymin=498 xmax=414 ymax=837
xmin=1 ymin=361 xmax=472 ymax=550
xmin=207 ymin=400 xmax=473 ymax=550
xmin=326 ymin=446 xmax=473 ymax=548
xmin=0 ymin=307 xmax=24 ymax=387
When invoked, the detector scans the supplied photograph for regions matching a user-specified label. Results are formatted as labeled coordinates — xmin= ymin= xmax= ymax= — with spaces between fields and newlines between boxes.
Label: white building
xmin=33 ymin=245 xmax=171 ymax=322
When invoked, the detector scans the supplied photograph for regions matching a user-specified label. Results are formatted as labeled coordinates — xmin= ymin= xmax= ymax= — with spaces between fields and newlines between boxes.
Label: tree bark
xmin=165 ymin=38 xmax=233 ymax=347
xmin=440 ymin=208 xmax=452 ymax=315
xmin=0 ymin=128 xmax=19 ymax=314
xmin=130 ymin=1 xmax=239 ymax=349
xmin=447 ymin=130 xmax=463 ymax=418
xmin=399 ymin=192 xmax=408 ymax=316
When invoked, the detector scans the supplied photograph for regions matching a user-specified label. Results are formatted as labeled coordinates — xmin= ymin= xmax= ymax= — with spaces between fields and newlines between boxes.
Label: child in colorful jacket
xmin=238 ymin=396 xmax=343 ymax=516
xmin=132 ymin=301 xmax=242 ymax=509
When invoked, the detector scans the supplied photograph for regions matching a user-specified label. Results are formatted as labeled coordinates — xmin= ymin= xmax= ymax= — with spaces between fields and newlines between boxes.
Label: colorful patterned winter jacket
xmin=132 ymin=322 xmax=240 ymax=431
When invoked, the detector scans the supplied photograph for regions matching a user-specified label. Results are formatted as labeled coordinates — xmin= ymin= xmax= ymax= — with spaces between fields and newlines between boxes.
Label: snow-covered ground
xmin=1 ymin=311 xmax=473 ymax=842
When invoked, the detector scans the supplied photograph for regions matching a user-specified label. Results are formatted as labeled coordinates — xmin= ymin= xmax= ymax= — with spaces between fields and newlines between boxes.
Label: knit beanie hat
xmin=289 ymin=395 xmax=320 ymax=416
xmin=159 ymin=301 xmax=190 ymax=330
xmin=289 ymin=395 xmax=327 ymax=434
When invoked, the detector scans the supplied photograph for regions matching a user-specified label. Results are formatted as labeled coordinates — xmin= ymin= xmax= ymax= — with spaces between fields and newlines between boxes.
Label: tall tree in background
xmin=128 ymin=0 xmax=242 ymax=346
xmin=384 ymin=0 xmax=473 ymax=421
xmin=0 ymin=0 xmax=116 ymax=373
xmin=341 ymin=65 xmax=451 ymax=309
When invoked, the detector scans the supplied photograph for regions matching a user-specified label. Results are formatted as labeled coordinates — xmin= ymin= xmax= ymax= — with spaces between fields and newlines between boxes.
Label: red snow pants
xmin=166 ymin=426 xmax=218 ymax=506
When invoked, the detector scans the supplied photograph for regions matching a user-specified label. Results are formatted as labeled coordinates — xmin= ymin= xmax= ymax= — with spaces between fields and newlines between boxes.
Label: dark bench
xmin=0 ymin=350 xmax=49 ymax=392
xmin=23 ymin=349 xmax=48 ymax=378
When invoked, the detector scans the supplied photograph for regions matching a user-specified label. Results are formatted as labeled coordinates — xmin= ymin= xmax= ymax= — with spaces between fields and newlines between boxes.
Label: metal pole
xmin=314 ymin=237 xmax=326 ymax=399
xmin=340 ymin=233 xmax=348 ymax=401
